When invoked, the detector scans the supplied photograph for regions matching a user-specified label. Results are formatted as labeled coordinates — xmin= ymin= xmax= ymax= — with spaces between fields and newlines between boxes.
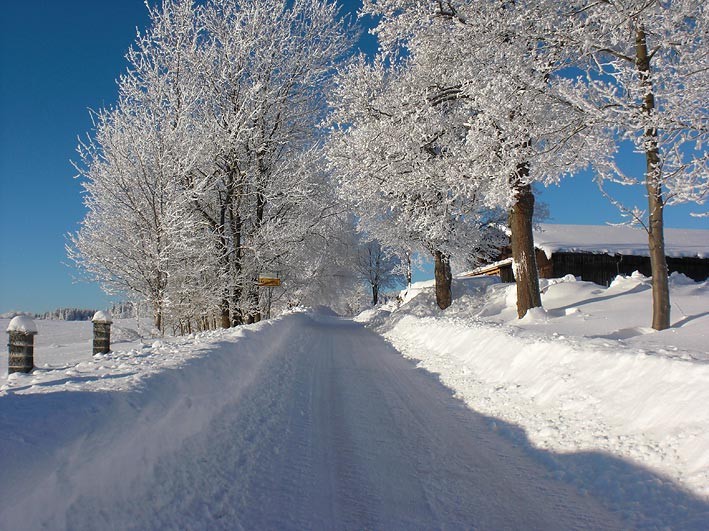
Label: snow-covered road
xmin=61 ymin=312 xmax=622 ymax=529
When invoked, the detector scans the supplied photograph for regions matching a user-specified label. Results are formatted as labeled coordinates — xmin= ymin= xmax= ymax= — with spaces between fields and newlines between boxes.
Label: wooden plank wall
xmin=549 ymin=252 xmax=709 ymax=286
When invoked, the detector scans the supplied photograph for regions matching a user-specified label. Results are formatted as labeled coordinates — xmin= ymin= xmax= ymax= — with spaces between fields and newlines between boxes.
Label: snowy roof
xmin=534 ymin=224 xmax=709 ymax=259
xmin=463 ymin=258 xmax=513 ymax=277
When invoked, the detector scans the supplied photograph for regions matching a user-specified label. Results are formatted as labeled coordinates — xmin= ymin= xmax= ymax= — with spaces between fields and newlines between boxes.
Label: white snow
xmin=1 ymin=275 xmax=708 ymax=527
xmin=360 ymin=271 xmax=709 ymax=508
xmin=534 ymin=223 xmax=709 ymax=259
xmin=0 ymin=311 xmax=634 ymax=529
xmin=0 ymin=316 xmax=297 ymax=529
xmin=6 ymin=315 xmax=38 ymax=334
xmin=91 ymin=310 xmax=112 ymax=323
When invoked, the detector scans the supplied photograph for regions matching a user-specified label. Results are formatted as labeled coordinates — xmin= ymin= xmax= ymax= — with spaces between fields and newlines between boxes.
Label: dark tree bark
xmin=218 ymin=255 xmax=231 ymax=329
xmin=246 ymin=160 xmax=267 ymax=325
xmin=229 ymin=197 xmax=244 ymax=326
xmin=372 ymin=283 xmax=379 ymax=306
xmin=219 ymin=299 xmax=231 ymax=329
xmin=405 ymin=252 xmax=412 ymax=288
xmin=154 ymin=308 xmax=163 ymax=334
xmin=636 ymin=25 xmax=670 ymax=331
xmin=248 ymin=283 xmax=261 ymax=324
xmin=433 ymin=250 xmax=452 ymax=310
xmin=217 ymin=184 xmax=232 ymax=329
xmin=509 ymin=181 xmax=542 ymax=318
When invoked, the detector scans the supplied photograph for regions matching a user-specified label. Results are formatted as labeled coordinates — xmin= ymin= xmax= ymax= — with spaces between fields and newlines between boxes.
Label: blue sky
xmin=0 ymin=1 xmax=706 ymax=314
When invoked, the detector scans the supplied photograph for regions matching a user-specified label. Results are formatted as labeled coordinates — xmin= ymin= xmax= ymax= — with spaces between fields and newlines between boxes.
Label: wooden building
xmin=470 ymin=224 xmax=709 ymax=287
xmin=535 ymin=250 xmax=708 ymax=286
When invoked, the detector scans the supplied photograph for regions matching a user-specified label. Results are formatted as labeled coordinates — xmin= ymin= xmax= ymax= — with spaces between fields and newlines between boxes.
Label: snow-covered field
xmin=359 ymin=272 xmax=709 ymax=505
xmin=0 ymin=318 xmax=149 ymax=376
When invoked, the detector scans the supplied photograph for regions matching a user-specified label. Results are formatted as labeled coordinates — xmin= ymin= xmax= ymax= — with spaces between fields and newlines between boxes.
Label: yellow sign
xmin=258 ymin=277 xmax=281 ymax=287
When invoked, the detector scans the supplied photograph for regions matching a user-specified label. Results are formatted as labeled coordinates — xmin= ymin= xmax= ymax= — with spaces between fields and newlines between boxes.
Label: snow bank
xmin=0 ymin=314 xmax=308 ymax=530
xmin=365 ymin=273 xmax=709 ymax=500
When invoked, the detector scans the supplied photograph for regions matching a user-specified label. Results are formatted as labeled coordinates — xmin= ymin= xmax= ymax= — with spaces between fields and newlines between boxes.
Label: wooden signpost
xmin=258 ymin=273 xmax=280 ymax=319
xmin=258 ymin=275 xmax=281 ymax=287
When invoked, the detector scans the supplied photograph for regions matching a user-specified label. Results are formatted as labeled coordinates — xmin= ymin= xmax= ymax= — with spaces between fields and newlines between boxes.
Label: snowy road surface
xmin=58 ymin=312 xmax=625 ymax=530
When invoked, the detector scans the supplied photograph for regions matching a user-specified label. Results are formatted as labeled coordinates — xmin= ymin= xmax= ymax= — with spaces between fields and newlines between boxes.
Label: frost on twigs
xmin=68 ymin=0 xmax=358 ymax=328
xmin=328 ymin=0 xmax=604 ymax=315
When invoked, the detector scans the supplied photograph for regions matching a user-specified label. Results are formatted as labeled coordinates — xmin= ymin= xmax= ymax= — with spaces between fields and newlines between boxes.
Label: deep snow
xmin=1 ymin=311 xmax=629 ymax=529
xmin=359 ymin=271 xmax=709 ymax=510
xmin=0 ymin=317 xmax=291 ymax=529
xmin=1 ymin=272 xmax=708 ymax=528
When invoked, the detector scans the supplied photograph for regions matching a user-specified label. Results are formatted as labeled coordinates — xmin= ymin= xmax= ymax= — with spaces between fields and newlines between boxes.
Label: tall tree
xmin=71 ymin=0 xmax=353 ymax=331
xmin=559 ymin=0 xmax=708 ymax=330
xmin=354 ymin=239 xmax=403 ymax=305
xmin=327 ymin=55 xmax=505 ymax=309
xmin=69 ymin=0 xmax=209 ymax=332
xmin=195 ymin=0 xmax=351 ymax=325
xmin=334 ymin=1 xmax=592 ymax=314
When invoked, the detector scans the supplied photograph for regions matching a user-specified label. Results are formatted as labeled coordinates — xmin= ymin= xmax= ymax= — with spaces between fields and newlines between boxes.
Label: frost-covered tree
xmin=191 ymin=0 xmax=351 ymax=326
xmin=390 ymin=246 xmax=420 ymax=289
xmin=278 ymin=210 xmax=363 ymax=315
xmin=557 ymin=0 xmax=709 ymax=330
xmin=69 ymin=0 xmax=217 ymax=332
xmin=71 ymin=0 xmax=352 ymax=331
xmin=354 ymin=239 xmax=403 ymax=305
xmin=331 ymin=1 xmax=594 ymax=314
xmin=328 ymin=51 xmax=512 ymax=309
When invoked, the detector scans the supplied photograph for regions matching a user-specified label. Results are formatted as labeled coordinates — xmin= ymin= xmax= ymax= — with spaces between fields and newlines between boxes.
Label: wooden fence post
xmin=92 ymin=311 xmax=112 ymax=355
xmin=7 ymin=316 xmax=38 ymax=374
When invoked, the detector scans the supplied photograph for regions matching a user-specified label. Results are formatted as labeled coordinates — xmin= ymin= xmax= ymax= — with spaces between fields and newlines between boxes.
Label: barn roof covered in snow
xmin=533 ymin=224 xmax=708 ymax=259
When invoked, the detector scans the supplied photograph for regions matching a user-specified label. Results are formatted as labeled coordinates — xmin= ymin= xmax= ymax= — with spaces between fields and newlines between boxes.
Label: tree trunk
xmin=265 ymin=287 xmax=273 ymax=319
xmin=229 ymin=209 xmax=243 ymax=326
xmin=231 ymin=303 xmax=244 ymax=327
xmin=219 ymin=299 xmax=231 ymax=329
xmin=229 ymin=191 xmax=244 ymax=326
xmin=371 ymin=283 xmax=379 ymax=306
xmin=248 ymin=164 xmax=266 ymax=326
xmin=216 ymin=204 xmax=231 ymax=329
xmin=509 ymin=181 xmax=541 ymax=318
xmin=152 ymin=269 xmax=167 ymax=334
xmin=636 ymin=25 xmax=670 ymax=330
xmin=406 ymin=252 xmax=412 ymax=288
xmin=252 ymin=283 xmax=261 ymax=323
xmin=153 ymin=308 xmax=163 ymax=334
xmin=244 ymin=280 xmax=261 ymax=324
xmin=433 ymin=250 xmax=452 ymax=310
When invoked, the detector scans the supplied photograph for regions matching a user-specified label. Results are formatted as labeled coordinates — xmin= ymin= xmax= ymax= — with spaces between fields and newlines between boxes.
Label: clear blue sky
xmin=0 ymin=1 xmax=706 ymax=314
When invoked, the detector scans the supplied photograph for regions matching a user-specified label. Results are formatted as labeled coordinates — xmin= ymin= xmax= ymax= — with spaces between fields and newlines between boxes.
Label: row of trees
xmin=37 ymin=308 xmax=97 ymax=321
xmin=72 ymin=0 xmax=707 ymax=332
xmin=70 ymin=0 xmax=359 ymax=332
xmin=327 ymin=0 xmax=707 ymax=329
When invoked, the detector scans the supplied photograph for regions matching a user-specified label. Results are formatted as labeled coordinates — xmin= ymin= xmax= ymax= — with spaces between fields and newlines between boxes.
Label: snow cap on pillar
xmin=92 ymin=311 xmax=113 ymax=324
xmin=7 ymin=316 xmax=38 ymax=334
